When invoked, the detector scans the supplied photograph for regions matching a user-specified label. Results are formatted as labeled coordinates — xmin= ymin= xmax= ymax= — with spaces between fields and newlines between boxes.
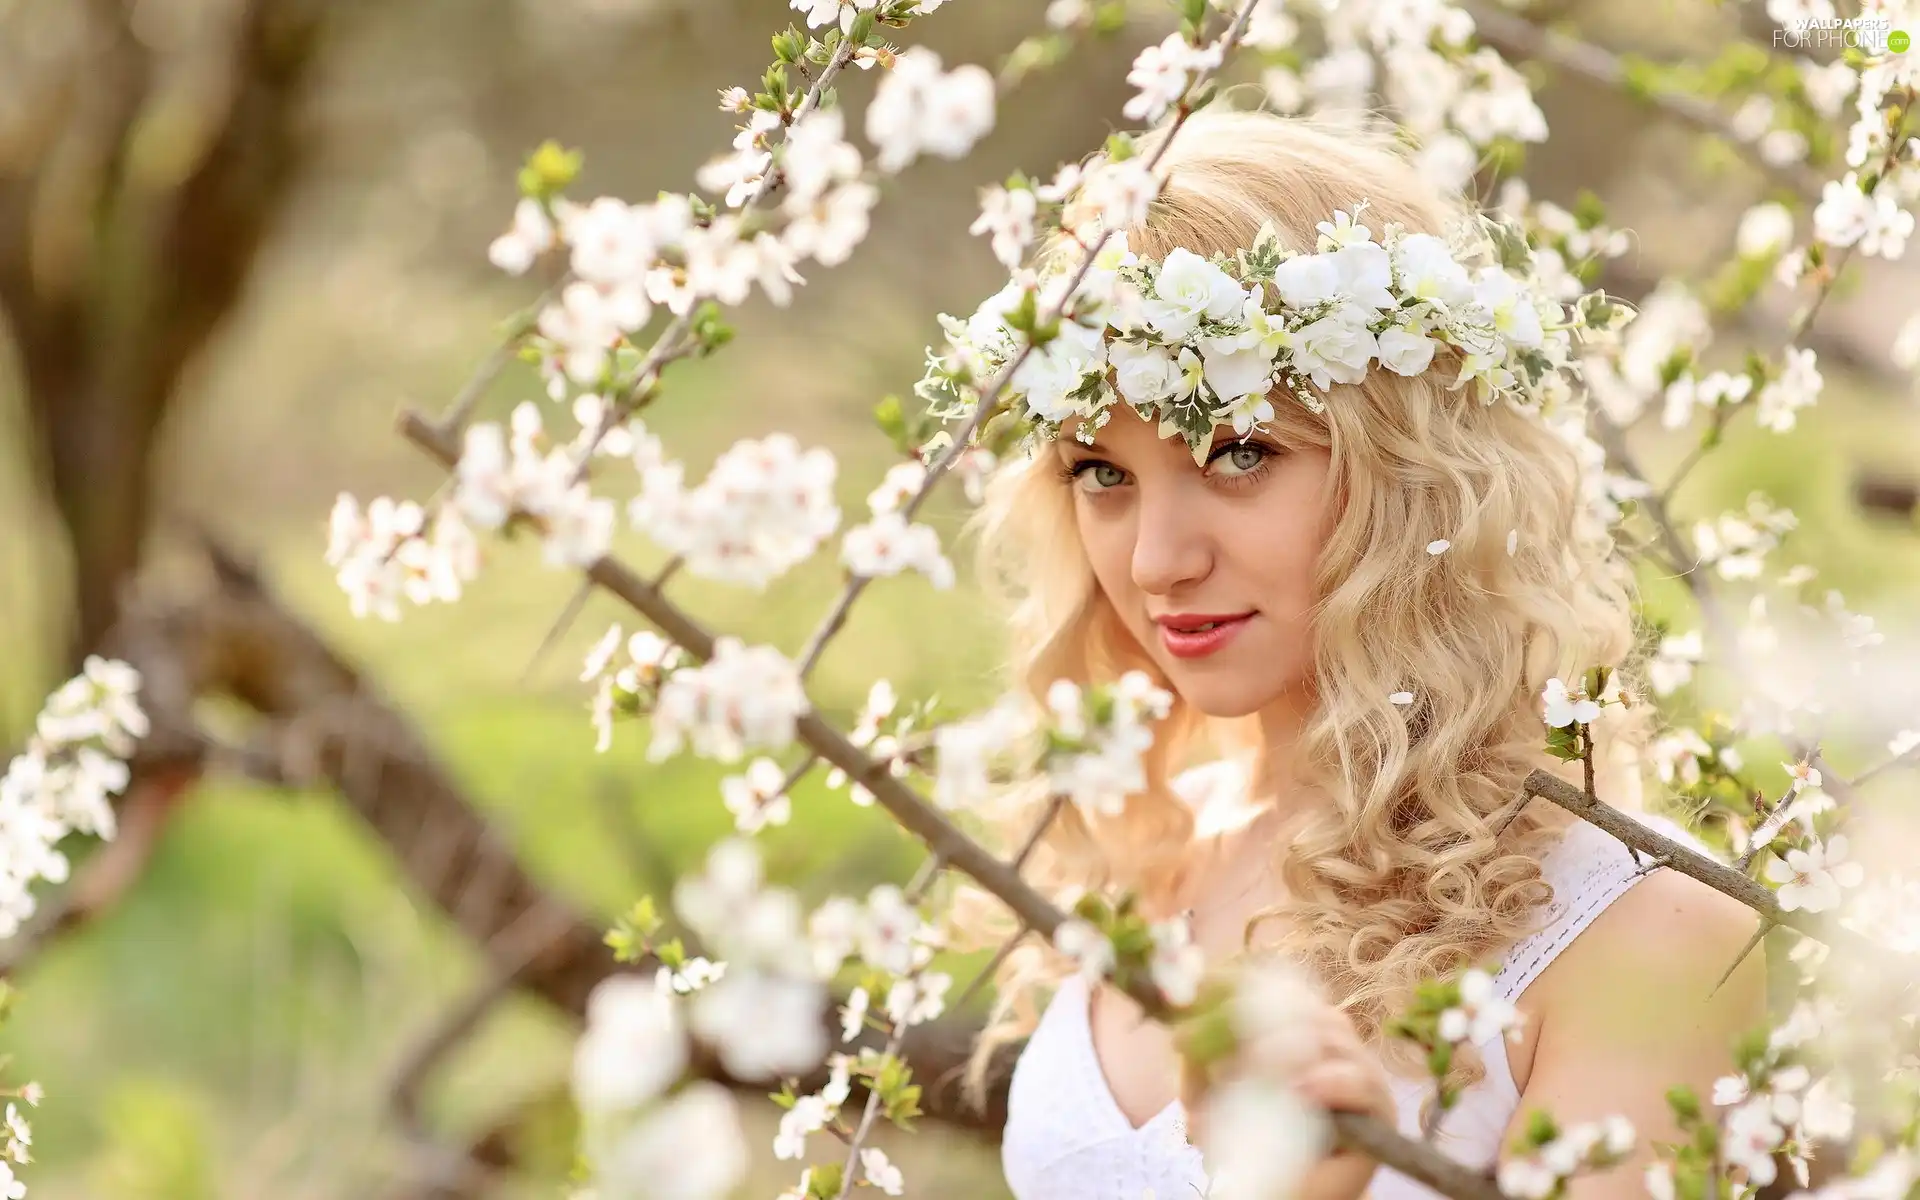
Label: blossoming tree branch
xmin=303 ymin=1 xmax=1920 ymax=1199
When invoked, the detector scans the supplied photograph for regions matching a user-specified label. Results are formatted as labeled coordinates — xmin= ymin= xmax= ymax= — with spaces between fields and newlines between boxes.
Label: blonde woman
xmin=951 ymin=109 xmax=1766 ymax=1200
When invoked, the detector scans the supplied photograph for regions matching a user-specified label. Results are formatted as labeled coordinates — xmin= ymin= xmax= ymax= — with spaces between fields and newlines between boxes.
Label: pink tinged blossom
xmin=1724 ymin=1099 xmax=1786 ymax=1186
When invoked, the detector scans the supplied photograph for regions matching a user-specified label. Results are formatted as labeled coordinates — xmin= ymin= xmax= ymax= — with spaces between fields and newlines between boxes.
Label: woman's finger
xmin=1291 ymin=1059 xmax=1397 ymax=1123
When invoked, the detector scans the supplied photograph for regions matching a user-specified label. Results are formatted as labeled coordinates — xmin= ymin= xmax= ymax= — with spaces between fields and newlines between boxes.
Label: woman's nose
xmin=1129 ymin=486 xmax=1214 ymax=597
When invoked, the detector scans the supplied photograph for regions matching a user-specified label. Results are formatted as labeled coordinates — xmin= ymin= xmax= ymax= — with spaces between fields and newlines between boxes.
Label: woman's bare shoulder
xmin=1534 ymin=863 xmax=1766 ymax=1026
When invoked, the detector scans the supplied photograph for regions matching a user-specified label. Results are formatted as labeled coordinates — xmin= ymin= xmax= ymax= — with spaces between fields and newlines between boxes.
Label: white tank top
xmin=1000 ymin=762 xmax=1700 ymax=1200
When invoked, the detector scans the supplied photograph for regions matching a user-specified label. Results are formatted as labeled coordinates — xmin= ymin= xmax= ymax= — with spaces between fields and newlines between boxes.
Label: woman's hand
xmin=1183 ymin=1001 xmax=1399 ymax=1200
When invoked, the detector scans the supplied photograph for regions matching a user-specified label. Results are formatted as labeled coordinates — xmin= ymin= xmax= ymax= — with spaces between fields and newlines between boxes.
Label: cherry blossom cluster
xmin=1040 ymin=672 xmax=1175 ymax=818
xmin=502 ymin=18 xmax=993 ymax=413
xmin=840 ymin=456 xmax=957 ymax=589
xmin=0 ymin=659 xmax=142 ymax=1200
xmin=1692 ymin=493 xmax=1800 ymax=582
xmin=570 ymin=975 xmax=750 ymax=1200
xmin=1497 ymin=1113 xmax=1636 ymax=1200
xmin=1706 ymin=1050 xmax=1855 ymax=1191
xmin=921 ymin=199 xmax=1606 ymax=468
xmin=673 ymin=840 xmax=834 ymax=1079
xmin=645 ymin=637 xmax=811 ymax=764
xmin=775 ymin=881 xmax=947 ymax=1196
xmin=823 ymin=678 xmax=919 ymax=809
xmin=327 ymin=402 xmax=625 ymax=619
xmin=581 ymin=625 xmax=692 ymax=753
xmin=1434 ymin=967 xmax=1521 ymax=1047
xmin=0 ymin=657 xmax=145 ymax=940
xmin=629 ymin=431 xmax=841 ymax=588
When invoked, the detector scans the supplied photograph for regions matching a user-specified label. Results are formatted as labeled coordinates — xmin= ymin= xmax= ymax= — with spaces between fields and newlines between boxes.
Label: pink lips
xmin=1155 ymin=612 xmax=1256 ymax=660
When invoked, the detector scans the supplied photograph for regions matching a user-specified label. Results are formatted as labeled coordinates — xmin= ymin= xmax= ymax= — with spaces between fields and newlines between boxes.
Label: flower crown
xmin=918 ymin=201 xmax=1626 ymax=466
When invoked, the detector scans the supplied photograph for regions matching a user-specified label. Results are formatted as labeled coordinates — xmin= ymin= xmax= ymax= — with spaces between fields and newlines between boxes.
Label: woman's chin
xmin=1163 ymin=676 xmax=1274 ymax=720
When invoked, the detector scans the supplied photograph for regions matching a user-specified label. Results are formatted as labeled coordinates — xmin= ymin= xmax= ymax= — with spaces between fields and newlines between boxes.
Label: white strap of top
xmin=1489 ymin=813 xmax=1698 ymax=1003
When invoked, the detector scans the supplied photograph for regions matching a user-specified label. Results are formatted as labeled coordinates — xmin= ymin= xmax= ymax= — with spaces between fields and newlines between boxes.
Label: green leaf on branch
xmin=805 ymin=1162 xmax=845 ymax=1199
xmin=605 ymin=896 xmax=665 ymax=963
xmin=690 ymin=300 xmax=735 ymax=355
xmin=1544 ymin=722 xmax=1582 ymax=763
xmin=1666 ymin=1083 xmax=1703 ymax=1124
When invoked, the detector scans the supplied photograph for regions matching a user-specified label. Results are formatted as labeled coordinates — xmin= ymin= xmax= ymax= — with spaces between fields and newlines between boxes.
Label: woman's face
xmin=1056 ymin=406 xmax=1335 ymax=720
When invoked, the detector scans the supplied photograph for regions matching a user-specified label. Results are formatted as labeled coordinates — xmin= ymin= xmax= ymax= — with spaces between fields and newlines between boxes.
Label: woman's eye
xmin=1208 ymin=444 xmax=1271 ymax=478
xmin=1082 ymin=463 xmax=1126 ymax=490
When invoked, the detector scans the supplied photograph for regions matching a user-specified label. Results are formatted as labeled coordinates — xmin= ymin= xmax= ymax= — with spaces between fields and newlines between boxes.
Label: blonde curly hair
xmin=951 ymin=107 xmax=1656 ymax=1104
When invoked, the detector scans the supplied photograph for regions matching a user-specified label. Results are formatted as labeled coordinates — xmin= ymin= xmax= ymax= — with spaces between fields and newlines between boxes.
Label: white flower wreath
xmin=917 ymin=200 xmax=1629 ymax=465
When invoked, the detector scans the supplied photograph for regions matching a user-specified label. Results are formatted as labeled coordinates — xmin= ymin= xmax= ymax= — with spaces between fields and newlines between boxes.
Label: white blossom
xmin=489 ymin=197 xmax=555 ymax=274
xmin=1541 ymin=677 xmax=1600 ymax=728
xmin=588 ymin=1082 xmax=748 ymax=1200
xmin=572 ymin=975 xmax=687 ymax=1113
xmin=1724 ymin=1098 xmax=1786 ymax=1185
xmin=842 ymin=511 xmax=956 ymax=589
xmin=884 ymin=971 xmax=952 ymax=1027
xmin=1199 ymin=1079 xmax=1328 ymax=1200
xmin=648 ymin=633 xmax=806 ymax=764
xmin=1 ymin=660 xmax=143 ymax=939
xmin=840 ymin=985 xmax=870 ymax=1042
xmin=782 ymin=180 xmax=879 ymax=267
xmin=931 ymin=695 xmax=1035 ymax=811
xmin=631 ymin=432 xmax=840 ymax=589
xmin=972 ymin=183 xmax=1039 ymax=269
xmin=866 ymin=47 xmax=995 ymax=174
xmin=861 ymin=1147 xmax=905 ymax=1196
xmin=720 ymin=757 xmax=793 ymax=834
xmin=1756 ymin=347 xmax=1823 ymax=433
xmin=1124 ymin=32 xmax=1224 ymax=124
xmin=1437 ymin=968 xmax=1522 ymax=1044
xmin=1054 ymin=917 xmax=1117 ymax=982
xmin=1648 ymin=629 xmax=1704 ymax=696
xmin=1148 ymin=916 xmax=1206 ymax=1006
xmin=1766 ymin=834 xmax=1866 ymax=913
xmin=1738 ymin=202 xmax=1796 ymax=259
xmin=690 ymin=968 xmax=829 ymax=1080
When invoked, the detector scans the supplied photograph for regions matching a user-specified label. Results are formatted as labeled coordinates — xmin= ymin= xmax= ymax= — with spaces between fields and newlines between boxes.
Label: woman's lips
xmin=1158 ymin=613 xmax=1255 ymax=659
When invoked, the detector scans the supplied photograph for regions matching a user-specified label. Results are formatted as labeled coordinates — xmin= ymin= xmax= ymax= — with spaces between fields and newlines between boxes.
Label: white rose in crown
xmin=1377 ymin=325 xmax=1438 ymax=376
xmin=1291 ymin=303 xmax=1379 ymax=390
xmin=1109 ymin=339 xmax=1188 ymax=406
xmin=1142 ymin=247 xmax=1248 ymax=341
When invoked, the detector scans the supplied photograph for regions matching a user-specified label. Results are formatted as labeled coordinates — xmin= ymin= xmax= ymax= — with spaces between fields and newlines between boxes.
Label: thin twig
xmin=949 ymin=925 xmax=1031 ymax=1016
xmin=428 ymin=274 xmax=571 ymax=443
xmin=519 ymin=578 xmax=597 ymax=685
xmin=1710 ymin=919 xmax=1773 ymax=997
xmin=1845 ymin=741 xmax=1920 ymax=790
xmin=1013 ymin=794 xmax=1067 ymax=872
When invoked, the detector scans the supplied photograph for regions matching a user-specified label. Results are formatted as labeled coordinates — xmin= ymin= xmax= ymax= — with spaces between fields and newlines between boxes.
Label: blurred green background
xmin=1 ymin=0 xmax=1917 ymax=1197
